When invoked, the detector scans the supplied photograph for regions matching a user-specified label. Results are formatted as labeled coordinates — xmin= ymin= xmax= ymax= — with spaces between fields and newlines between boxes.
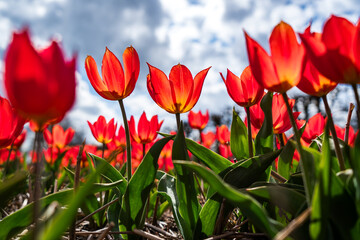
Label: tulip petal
xmin=102 ymin=48 xmax=125 ymax=96
xmin=123 ymin=46 xmax=140 ymax=98
xmin=183 ymin=67 xmax=210 ymax=112
xmin=269 ymin=21 xmax=304 ymax=90
xmin=138 ymin=112 xmax=150 ymax=142
xmin=85 ymin=56 xmax=112 ymax=99
xmin=147 ymin=63 xmax=175 ymax=113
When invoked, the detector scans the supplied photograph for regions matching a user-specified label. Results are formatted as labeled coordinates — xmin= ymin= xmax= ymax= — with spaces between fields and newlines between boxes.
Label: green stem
xmin=102 ymin=142 xmax=105 ymax=159
xmin=175 ymin=113 xmax=181 ymax=130
xmin=143 ymin=143 xmax=146 ymax=159
xmin=118 ymin=99 xmax=132 ymax=180
xmin=351 ymin=84 xmax=360 ymax=128
xmin=345 ymin=103 xmax=355 ymax=145
xmin=322 ymin=95 xmax=345 ymax=170
xmin=281 ymin=92 xmax=310 ymax=205
xmin=33 ymin=130 xmax=44 ymax=240
xmin=245 ymin=106 xmax=254 ymax=158
xmin=3 ymin=144 xmax=13 ymax=179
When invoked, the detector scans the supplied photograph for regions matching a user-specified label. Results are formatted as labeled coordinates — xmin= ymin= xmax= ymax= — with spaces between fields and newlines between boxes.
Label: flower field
xmin=1 ymin=15 xmax=360 ymax=239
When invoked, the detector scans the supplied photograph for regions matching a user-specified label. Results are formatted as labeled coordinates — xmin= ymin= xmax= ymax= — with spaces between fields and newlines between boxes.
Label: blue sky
xmin=0 ymin=0 xmax=359 ymax=146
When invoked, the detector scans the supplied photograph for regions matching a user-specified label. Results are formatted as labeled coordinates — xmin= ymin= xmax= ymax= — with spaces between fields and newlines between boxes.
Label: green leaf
xmin=119 ymin=136 xmax=172 ymax=238
xmin=255 ymin=92 xmax=273 ymax=155
xmin=277 ymin=139 xmax=296 ymax=180
xmin=0 ymin=171 xmax=27 ymax=209
xmin=171 ymin=123 xmax=200 ymax=238
xmin=90 ymin=153 xmax=127 ymax=194
xmin=185 ymin=138 xmax=232 ymax=174
xmin=246 ymin=184 xmax=306 ymax=216
xmin=108 ymin=194 xmax=122 ymax=239
xmin=230 ymin=108 xmax=249 ymax=160
xmin=158 ymin=172 xmax=192 ymax=240
xmin=175 ymin=160 xmax=280 ymax=237
xmin=194 ymin=150 xmax=281 ymax=238
xmin=310 ymin=123 xmax=331 ymax=239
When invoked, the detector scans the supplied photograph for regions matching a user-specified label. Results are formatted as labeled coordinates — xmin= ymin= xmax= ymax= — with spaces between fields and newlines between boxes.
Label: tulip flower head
xmin=299 ymin=15 xmax=360 ymax=84
xmin=88 ymin=116 xmax=117 ymax=144
xmin=301 ymin=113 xmax=326 ymax=144
xmin=85 ymin=47 xmax=140 ymax=100
xmin=245 ymin=21 xmax=305 ymax=93
xmin=4 ymin=29 xmax=76 ymax=126
xmin=0 ymin=96 xmax=26 ymax=148
xmin=188 ymin=110 xmax=209 ymax=130
xmin=250 ymin=93 xmax=300 ymax=134
xmin=107 ymin=125 xmax=126 ymax=151
xmin=220 ymin=66 xmax=264 ymax=107
xmin=147 ymin=63 xmax=211 ymax=114
xmin=200 ymin=131 xmax=216 ymax=149
xmin=216 ymin=125 xmax=230 ymax=145
xmin=44 ymin=124 xmax=75 ymax=149
xmin=129 ymin=112 xmax=163 ymax=144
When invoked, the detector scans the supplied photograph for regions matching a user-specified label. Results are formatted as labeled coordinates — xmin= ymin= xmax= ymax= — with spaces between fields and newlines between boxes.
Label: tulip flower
xmin=216 ymin=125 xmax=230 ymax=145
xmin=0 ymin=96 xmax=26 ymax=148
xmin=219 ymin=144 xmax=233 ymax=161
xmin=12 ymin=130 xmax=27 ymax=150
xmin=44 ymin=124 xmax=75 ymax=149
xmin=250 ymin=93 xmax=300 ymax=134
xmin=88 ymin=116 xmax=117 ymax=144
xmin=188 ymin=110 xmax=209 ymax=130
xmin=245 ymin=21 xmax=304 ymax=93
xmin=301 ymin=113 xmax=325 ymax=145
xmin=4 ymin=29 xmax=76 ymax=126
xmin=297 ymin=45 xmax=337 ymax=97
xmin=85 ymin=47 xmax=140 ymax=101
xmin=147 ymin=63 xmax=211 ymax=115
xmin=299 ymin=16 xmax=360 ymax=85
xmin=200 ymin=131 xmax=216 ymax=149
xmin=129 ymin=112 xmax=163 ymax=145
xmin=220 ymin=66 xmax=264 ymax=107
xmin=334 ymin=125 xmax=358 ymax=147
xmin=107 ymin=126 xmax=126 ymax=151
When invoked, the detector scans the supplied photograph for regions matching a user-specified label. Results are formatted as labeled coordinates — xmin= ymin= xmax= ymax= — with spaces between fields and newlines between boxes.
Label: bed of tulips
xmin=1 ymin=14 xmax=360 ymax=240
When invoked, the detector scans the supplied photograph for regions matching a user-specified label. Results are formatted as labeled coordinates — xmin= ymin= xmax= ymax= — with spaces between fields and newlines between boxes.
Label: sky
xmin=0 ymin=0 xmax=359 ymax=147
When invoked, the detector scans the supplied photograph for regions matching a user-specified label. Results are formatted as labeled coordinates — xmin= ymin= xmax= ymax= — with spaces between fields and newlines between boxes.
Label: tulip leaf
xmin=171 ymin=122 xmax=201 ymax=237
xmin=246 ymin=184 xmax=306 ymax=216
xmin=255 ymin=92 xmax=273 ymax=155
xmin=90 ymin=153 xmax=128 ymax=194
xmin=185 ymin=138 xmax=232 ymax=174
xmin=175 ymin=160 xmax=279 ymax=237
xmin=277 ymin=139 xmax=296 ymax=180
xmin=108 ymin=194 xmax=122 ymax=239
xmin=194 ymin=150 xmax=281 ymax=238
xmin=0 ymin=171 xmax=27 ymax=209
xmin=158 ymin=172 xmax=192 ymax=240
xmin=119 ymin=136 xmax=172 ymax=238
xmin=230 ymin=108 xmax=249 ymax=160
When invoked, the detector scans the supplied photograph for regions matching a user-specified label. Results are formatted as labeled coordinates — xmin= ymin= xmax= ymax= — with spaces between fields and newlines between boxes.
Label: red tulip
xmin=301 ymin=113 xmax=325 ymax=144
xmin=4 ymin=29 xmax=76 ymax=126
xmin=0 ymin=96 xmax=25 ymax=148
xmin=147 ymin=63 xmax=211 ymax=113
xmin=85 ymin=47 xmax=140 ymax=100
xmin=88 ymin=116 xmax=117 ymax=144
xmin=245 ymin=21 xmax=305 ymax=93
xmin=334 ymin=125 xmax=358 ymax=146
xmin=219 ymin=144 xmax=233 ymax=160
xmin=216 ymin=125 xmax=230 ymax=145
xmin=244 ymin=118 xmax=259 ymax=139
xmin=200 ymin=131 xmax=216 ymax=149
xmin=44 ymin=124 xmax=75 ymax=149
xmin=129 ymin=112 xmax=163 ymax=144
xmin=299 ymin=15 xmax=360 ymax=84
xmin=12 ymin=130 xmax=27 ymax=150
xmin=250 ymin=93 xmax=300 ymax=134
xmin=220 ymin=66 xmax=264 ymax=107
xmin=107 ymin=125 xmax=126 ymax=151
xmin=188 ymin=110 xmax=209 ymax=130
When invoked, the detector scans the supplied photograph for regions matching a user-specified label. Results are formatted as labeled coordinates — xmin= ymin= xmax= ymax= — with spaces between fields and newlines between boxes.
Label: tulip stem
xmin=345 ymin=103 xmax=355 ymax=145
xmin=245 ymin=107 xmax=254 ymax=158
xmin=351 ymin=84 xmax=360 ymax=128
xmin=175 ymin=113 xmax=181 ymax=130
xmin=281 ymin=92 xmax=310 ymax=205
xmin=33 ymin=130 xmax=44 ymax=240
xmin=322 ymin=95 xmax=345 ymax=170
xmin=3 ymin=144 xmax=13 ymax=180
xmin=118 ymin=99 xmax=132 ymax=180
xmin=143 ymin=143 xmax=146 ymax=159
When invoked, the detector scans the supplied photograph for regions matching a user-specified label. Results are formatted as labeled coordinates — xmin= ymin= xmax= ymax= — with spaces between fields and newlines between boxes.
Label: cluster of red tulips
xmin=1 ymin=14 xmax=360 ymax=240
